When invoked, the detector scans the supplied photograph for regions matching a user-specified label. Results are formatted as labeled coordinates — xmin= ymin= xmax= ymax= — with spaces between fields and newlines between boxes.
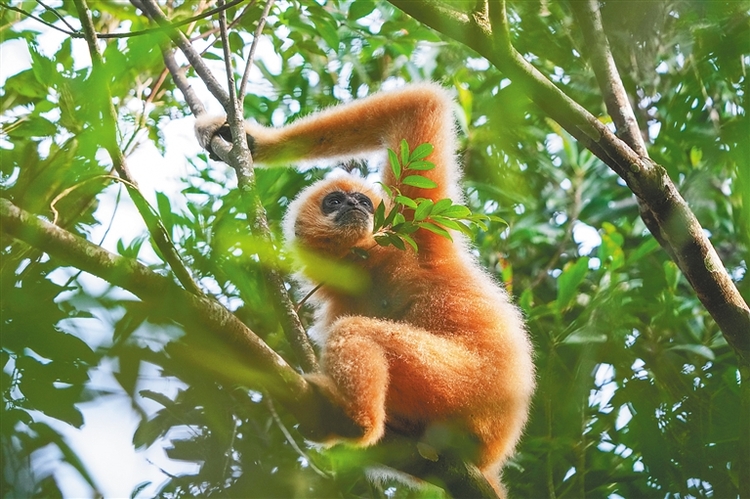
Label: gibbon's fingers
xmin=194 ymin=115 xmax=259 ymax=161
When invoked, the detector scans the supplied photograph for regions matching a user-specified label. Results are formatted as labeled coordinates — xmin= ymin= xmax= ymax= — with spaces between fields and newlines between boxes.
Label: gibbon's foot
xmin=297 ymin=375 xmax=366 ymax=443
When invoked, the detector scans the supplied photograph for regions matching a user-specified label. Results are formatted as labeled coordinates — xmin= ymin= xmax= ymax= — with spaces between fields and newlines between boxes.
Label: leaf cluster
xmin=372 ymin=139 xmax=504 ymax=251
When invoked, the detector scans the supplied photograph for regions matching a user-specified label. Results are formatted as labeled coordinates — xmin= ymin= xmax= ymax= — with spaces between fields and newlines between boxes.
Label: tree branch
xmin=138 ymin=0 xmax=230 ymax=108
xmin=568 ymin=0 xmax=648 ymax=157
xmin=141 ymin=0 xmax=318 ymax=372
xmin=0 ymin=198 xmax=318 ymax=422
xmin=387 ymin=0 xmax=750 ymax=363
xmin=73 ymin=0 xmax=204 ymax=298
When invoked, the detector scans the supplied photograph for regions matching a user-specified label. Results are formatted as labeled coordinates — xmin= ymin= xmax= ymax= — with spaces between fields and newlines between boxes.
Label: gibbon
xmin=195 ymin=83 xmax=535 ymax=497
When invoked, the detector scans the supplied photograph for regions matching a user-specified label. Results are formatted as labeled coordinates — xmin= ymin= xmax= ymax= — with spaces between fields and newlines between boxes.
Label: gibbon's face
xmin=320 ymin=191 xmax=374 ymax=228
xmin=286 ymin=177 xmax=379 ymax=256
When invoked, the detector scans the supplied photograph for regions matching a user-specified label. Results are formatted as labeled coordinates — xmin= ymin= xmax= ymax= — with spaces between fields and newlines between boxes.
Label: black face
xmin=321 ymin=191 xmax=374 ymax=225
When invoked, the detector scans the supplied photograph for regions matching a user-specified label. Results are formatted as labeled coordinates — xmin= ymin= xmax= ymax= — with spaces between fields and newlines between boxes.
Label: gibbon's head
xmin=283 ymin=174 xmax=381 ymax=258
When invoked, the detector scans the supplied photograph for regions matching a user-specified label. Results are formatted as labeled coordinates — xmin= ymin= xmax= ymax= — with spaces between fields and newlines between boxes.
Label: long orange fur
xmin=196 ymin=83 xmax=535 ymax=496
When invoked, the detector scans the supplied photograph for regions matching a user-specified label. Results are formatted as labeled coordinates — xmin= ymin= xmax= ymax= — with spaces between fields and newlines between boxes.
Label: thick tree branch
xmin=388 ymin=0 xmax=750 ymax=363
xmin=0 ymin=197 xmax=327 ymax=425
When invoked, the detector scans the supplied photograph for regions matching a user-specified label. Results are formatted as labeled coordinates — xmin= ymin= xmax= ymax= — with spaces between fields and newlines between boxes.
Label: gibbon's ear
xmin=194 ymin=115 xmax=255 ymax=161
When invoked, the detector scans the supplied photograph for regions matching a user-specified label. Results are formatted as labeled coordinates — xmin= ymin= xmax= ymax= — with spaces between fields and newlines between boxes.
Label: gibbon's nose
xmin=345 ymin=196 xmax=358 ymax=206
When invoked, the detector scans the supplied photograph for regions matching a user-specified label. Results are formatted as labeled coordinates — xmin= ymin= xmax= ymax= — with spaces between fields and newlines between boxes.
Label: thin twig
xmin=189 ymin=0 xmax=257 ymax=43
xmin=218 ymin=0 xmax=239 ymax=113
xmin=35 ymin=0 xmax=77 ymax=32
xmin=2 ymin=0 xmax=245 ymax=39
xmin=295 ymin=283 xmax=323 ymax=314
xmin=1 ymin=2 xmax=74 ymax=35
xmin=139 ymin=0 xmax=230 ymax=108
xmin=97 ymin=0 xmax=246 ymax=39
xmin=239 ymin=0 xmax=275 ymax=104
xmin=267 ymin=398 xmax=329 ymax=478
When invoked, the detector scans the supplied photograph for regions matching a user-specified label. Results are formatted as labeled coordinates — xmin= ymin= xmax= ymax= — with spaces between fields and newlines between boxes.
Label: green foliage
xmin=1 ymin=0 xmax=747 ymax=498
xmin=373 ymin=139 xmax=503 ymax=251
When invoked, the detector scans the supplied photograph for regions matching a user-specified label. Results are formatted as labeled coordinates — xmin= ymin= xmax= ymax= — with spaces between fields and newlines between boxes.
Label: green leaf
xmin=487 ymin=215 xmax=507 ymax=225
xmin=373 ymin=201 xmax=386 ymax=231
xmin=440 ymin=204 xmax=472 ymax=218
xmin=389 ymin=234 xmax=406 ymax=250
xmin=139 ymin=389 xmax=174 ymax=408
xmin=400 ymin=139 xmax=409 ymax=167
xmin=419 ymin=222 xmax=453 ymax=241
xmin=453 ymin=220 xmax=473 ymax=236
xmin=431 ymin=198 xmax=453 ymax=215
xmin=28 ymin=42 xmax=56 ymax=86
xmin=395 ymin=195 xmax=418 ymax=209
xmin=405 ymin=160 xmax=436 ymax=171
xmin=374 ymin=234 xmax=391 ymax=247
xmin=400 ymin=233 xmax=419 ymax=252
xmin=562 ymin=326 xmax=607 ymax=344
xmin=667 ymin=344 xmax=715 ymax=361
xmin=409 ymin=143 xmax=434 ymax=161
xmin=383 ymin=205 xmax=399 ymax=227
xmin=348 ymin=0 xmax=376 ymax=20
xmin=414 ymin=199 xmax=433 ymax=221
xmin=402 ymin=175 xmax=437 ymax=189
xmin=430 ymin=215 xmax=462 ymax=231
xmin=229 ymin=31 xmax=245 ymax=56
xmin=557 ymin=257 xmax=589 ymax=311
xmin=664 ymin=261 xmax=681 ymax=291
xmin=312 ymin=16 xmax=340 ymax=50
xmin=388 ymin=148 xmax=402 ymax=180
xmin=155 ymin=191 xmax=173 ymax=235
xmin=377 ymin=181 xmax=393 ymax=198
xmin=392 ymin=221 xmax=419 ymax=234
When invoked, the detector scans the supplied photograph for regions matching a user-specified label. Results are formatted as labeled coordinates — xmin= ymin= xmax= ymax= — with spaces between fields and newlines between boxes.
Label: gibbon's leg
xmin=196 ymin=84 xmax=460 ymax=203
xmin=311 ymin=315 xmax=481 ymax=447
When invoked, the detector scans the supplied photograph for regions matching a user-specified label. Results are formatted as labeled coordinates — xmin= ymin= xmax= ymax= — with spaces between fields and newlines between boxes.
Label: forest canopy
xmin=1 ymin=0 xmax=749 ymax=497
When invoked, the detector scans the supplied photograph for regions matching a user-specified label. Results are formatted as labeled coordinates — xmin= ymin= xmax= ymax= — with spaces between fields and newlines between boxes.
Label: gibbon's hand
xmin=194 ymin=115 xmax=256 ymax=161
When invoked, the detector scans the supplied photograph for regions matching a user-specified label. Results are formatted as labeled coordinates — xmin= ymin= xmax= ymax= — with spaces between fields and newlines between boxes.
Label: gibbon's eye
xmin=353 ymin=193 xmax=374 ymax=214
xmin=322 ymin=192 xmax=347 ymax=215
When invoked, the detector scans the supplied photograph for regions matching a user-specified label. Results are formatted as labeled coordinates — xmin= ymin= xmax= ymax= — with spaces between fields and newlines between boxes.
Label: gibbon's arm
xmin=195 ymin=84 xmax=460 ymax=203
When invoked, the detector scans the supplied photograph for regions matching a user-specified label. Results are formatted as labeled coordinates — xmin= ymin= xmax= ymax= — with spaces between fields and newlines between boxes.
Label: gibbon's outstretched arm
xmin=196 ymin=84 xmax=535 ymax=498
xmin=195 ymin=84 xmax=460 ymax=204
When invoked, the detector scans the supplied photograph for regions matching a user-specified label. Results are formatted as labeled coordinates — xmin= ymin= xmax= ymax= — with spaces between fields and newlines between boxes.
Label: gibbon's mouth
xmin=334 ymin=206 xmax=372 ymax=226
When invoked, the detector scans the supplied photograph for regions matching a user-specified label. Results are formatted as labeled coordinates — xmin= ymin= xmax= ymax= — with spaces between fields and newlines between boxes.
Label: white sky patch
xmin=573 ymin=221 xmax=601 ymax=256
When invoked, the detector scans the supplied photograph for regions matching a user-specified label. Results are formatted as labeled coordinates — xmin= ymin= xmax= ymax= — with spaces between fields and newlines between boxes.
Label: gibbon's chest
xmin=324 ymin=250 xmax=430 ymax=322
xmin=341 ymin=268 xmax=417 ymax=321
